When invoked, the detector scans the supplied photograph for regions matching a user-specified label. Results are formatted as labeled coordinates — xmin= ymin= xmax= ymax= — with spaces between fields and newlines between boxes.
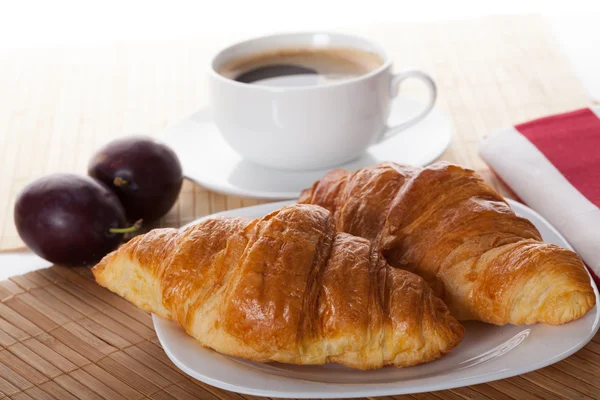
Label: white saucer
xmin=153 ymin=199 xmax=599 ymax=398
xmin=160 ymin=95 xmax=452 ymax=199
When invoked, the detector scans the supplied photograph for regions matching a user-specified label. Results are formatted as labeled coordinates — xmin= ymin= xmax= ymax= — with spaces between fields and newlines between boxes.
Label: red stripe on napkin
xmin=515 ymin=108 xmax=600 ymax=208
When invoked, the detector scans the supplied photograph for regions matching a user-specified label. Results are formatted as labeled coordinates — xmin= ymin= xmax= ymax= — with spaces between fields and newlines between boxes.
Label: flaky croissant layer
xmin=93 ymin=204 xmax=464 ymax=370
xmin=300 ymin=162 xmax=596 ymax=326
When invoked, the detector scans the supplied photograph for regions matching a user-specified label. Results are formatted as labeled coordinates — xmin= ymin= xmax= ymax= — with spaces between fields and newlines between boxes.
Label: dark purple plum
xmin=88 ymin=136 xmax=183 ymax=222
xmin=14 ymin=174 xmax=135 ymax=266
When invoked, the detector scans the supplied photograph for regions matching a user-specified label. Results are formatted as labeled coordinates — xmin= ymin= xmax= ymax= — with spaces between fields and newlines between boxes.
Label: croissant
xmin=93 ymin=204 xmax=463 ymax=370
xmin=299 ymin=162 xmax=596 ymax=326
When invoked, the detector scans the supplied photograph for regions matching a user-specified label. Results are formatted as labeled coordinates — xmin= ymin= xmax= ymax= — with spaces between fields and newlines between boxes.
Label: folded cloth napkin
xmin=479 ymin=107 xmax=600 ymax=287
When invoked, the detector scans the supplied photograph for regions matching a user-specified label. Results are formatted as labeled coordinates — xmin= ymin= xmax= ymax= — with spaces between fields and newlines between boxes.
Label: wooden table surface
xmin=0 ymin=13 xmax=598 ymax=400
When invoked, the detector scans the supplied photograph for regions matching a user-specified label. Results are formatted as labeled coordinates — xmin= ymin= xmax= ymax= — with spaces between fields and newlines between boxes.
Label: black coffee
xmin=218 ymin=47 xmax=383 ymax=87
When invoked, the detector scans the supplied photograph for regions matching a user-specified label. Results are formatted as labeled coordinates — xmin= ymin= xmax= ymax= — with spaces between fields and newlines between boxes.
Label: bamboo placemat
xmin=0 ymin=13 xmax=598 ymax=399
xmin=1 ymin=264 xmax=600 ymax=400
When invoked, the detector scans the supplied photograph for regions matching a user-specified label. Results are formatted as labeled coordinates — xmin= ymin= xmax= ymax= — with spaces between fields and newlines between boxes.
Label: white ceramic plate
xmin=153 ymin=199 xmax=599 ymax=398
xmin=159 ymin=95 xmax=452 ymax=199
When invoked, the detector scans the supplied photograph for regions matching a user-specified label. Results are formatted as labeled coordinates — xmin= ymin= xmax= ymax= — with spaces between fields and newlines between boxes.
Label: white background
xmin=1 ymin=1 xmax=599 ymax=98
xmin=0 ymin=1 xmax=596 ymax=46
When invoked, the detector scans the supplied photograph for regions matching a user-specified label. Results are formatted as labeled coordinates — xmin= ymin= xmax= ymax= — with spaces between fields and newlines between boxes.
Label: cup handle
xmin=378 ymin=69 xmax=437 ymax=143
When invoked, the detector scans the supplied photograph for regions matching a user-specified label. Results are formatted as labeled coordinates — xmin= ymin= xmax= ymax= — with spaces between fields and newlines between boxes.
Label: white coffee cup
xmin=209 ymin=32 xmax=436 ymax=171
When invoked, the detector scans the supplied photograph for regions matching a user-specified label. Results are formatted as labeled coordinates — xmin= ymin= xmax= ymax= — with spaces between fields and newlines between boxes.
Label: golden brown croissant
xmin=93 ymin=204 xmax=464 ymax=370
xmin=299 ymin=162 xmax=596 ymax=326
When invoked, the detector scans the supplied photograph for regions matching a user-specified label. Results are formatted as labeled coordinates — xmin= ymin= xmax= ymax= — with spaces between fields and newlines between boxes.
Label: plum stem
xmin=109 ymin=219 xmax=143 ymax=234
xmin=113 ymin=177 xmax=128 ymax=186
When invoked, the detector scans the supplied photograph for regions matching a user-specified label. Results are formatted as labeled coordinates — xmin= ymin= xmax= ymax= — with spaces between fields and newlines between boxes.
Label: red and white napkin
xmin=479 ymin=107 xmax=600 ymax=286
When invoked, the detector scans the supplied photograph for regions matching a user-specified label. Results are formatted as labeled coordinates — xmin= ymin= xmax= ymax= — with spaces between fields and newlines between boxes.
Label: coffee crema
xmin=217 ymin=47 xmax=384 ymax=87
